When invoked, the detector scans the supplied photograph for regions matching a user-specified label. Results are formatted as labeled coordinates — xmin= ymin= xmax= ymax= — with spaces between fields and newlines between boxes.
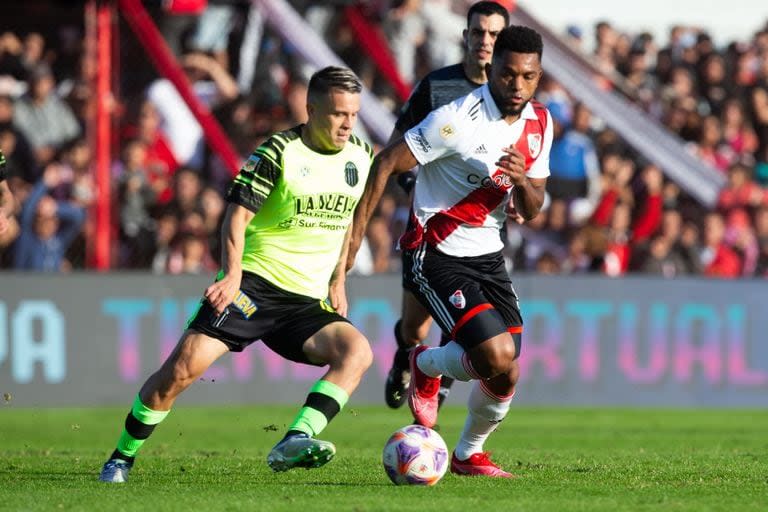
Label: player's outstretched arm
xmin=205 ymin=203 xmax=254 ymax=314
xmin=347 ymin=139 xmax=418 ymax=271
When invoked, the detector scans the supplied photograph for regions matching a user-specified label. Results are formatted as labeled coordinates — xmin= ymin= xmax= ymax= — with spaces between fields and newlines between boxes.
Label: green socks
xmin=287 ymin=380 xmax=349 ymax=437
xmin=112 ymin=395 xmax=170 ymax=462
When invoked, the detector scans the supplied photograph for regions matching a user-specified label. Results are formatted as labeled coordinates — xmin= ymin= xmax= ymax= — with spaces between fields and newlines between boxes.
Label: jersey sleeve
xmin=394 ymin=79 xmax=431 ymax=133
xmin=527 ymin=110 xmax=554 ymax=179
xmin=226 ymin=139 xmax=282 ymax=213
xmin=403 ymin=104 xmax=461 ymax=166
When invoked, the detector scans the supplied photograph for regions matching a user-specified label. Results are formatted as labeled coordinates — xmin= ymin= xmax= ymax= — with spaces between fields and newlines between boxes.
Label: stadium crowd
xmin=1 ymin=0 xmax=768 ymax=279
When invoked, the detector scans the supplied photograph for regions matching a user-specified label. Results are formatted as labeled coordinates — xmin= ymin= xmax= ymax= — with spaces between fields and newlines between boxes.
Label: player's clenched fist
xmin=495 ymin=146 xmax=527 ymax=186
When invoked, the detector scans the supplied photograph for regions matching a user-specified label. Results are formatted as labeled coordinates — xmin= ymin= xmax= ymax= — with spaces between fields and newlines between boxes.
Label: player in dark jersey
xmin=384 ymin=1 xmax=510 ymax=411
xmin=0 ymin=149 xmax=14 ymax=235
xmin=99 ymin=67 xmax=374 ymax=483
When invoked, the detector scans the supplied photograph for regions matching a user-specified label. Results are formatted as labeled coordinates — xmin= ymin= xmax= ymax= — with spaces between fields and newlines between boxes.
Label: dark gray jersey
xmin=395 ymin=64 xmax=483 ymax=134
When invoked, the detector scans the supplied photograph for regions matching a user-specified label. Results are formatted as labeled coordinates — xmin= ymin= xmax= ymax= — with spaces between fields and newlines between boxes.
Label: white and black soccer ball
xmin=382 ymin=424 xmax=449 ymax=485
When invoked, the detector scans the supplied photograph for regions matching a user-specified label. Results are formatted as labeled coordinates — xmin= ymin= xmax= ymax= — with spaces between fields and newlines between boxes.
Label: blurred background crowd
xmin=1 ymin=0 xmax=768 ymax=279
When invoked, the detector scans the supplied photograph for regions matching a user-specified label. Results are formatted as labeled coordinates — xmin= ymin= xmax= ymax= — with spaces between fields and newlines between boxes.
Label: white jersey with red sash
xmin=402 ymin=84 xmax=553 ymax=257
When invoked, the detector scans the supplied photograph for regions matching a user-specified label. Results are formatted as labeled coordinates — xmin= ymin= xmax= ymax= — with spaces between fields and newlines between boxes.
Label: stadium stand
xmin=1 ymin=0 xmax=767 ymax=279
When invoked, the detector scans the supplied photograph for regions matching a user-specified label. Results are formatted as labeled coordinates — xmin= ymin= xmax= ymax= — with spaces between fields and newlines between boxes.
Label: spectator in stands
xmin=0 ymin=94 xmax=36 ymax=182
xmin=698 ymin=52 xmax=730 ymax=116
xmin=638 ymin=234 xmax=688 ymax=277
xmin=624 ymin=47 xmax=659 ymax=109
xmin=167 ymin=167 xmax=203 ymax=221
xmin=166 ymin=228 xmax=215 ymax=275
xmin=122 ymin=99 xmax=179 ymax=204
xmin=200 ymin=184 xmax=224 ymax=264
xmin=725 ymin=208 xmax=759 ymax=275
xmin=717 ymin=161 xmax=764 ymax=213
xmin=57 ymin=138 xmax=95 ymax=208
xmin=0 ymin=32 xmax=27 ymax=91
xmin=117 ymin=139 xmax=157 ymax=268
xmin=151 ymin=210 xmax=178 ymax=274
xmin=13 ymin=163 xmax=85 ymax=271
xmin=751 ymin=205 xmax=768 ymax=276
xmin=691 ymin=115 xmax=732 ymax=172
xmin=547 ymin=102 xmax=602 ymax=223
xmin=601 ymin=201 xmax=632 ymax=276
xmin=721 ymin=98 xmax=759 ymax=161
xmin=146 ymin=50 xmax=238 ymax=170
xmin=12 ymin=64 xmax=81 ymax=166
xmin=700 ymin=211 xmax=741 ymax=278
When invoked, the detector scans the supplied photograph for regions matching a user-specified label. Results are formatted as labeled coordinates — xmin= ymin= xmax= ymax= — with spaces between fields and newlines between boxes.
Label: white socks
xmin=416 ymin=341 xmax=480 ymax=381
xmin=453 ymin=380 xmax=513 ymax=460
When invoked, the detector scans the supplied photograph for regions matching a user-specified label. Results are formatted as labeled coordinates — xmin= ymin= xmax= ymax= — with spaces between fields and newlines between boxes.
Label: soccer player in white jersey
xmin=349 ymin=25 xmax=552 ymax=478
xmin=384 ymin=0 xmax=510 ymax=413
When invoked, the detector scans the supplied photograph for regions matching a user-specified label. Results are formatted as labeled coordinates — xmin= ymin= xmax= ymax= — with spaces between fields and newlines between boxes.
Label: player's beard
xmin=499 ymin=99 xmax=529 ymax=118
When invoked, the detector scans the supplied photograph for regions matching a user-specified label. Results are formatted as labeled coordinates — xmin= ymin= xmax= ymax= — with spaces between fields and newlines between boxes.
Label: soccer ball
xmin=382 ymin=425 xmax=449 ymax=485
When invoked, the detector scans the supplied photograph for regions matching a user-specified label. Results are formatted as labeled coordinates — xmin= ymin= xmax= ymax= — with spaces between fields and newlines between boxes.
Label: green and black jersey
xmin=226 ymin=125 xmax=373 ymax=299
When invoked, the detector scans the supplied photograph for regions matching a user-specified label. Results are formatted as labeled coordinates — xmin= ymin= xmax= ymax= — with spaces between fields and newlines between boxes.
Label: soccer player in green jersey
xmin=99 ymin=66 xmax=374 ymax=483
xmin=0 ymin=149 xmax=14 ymax=235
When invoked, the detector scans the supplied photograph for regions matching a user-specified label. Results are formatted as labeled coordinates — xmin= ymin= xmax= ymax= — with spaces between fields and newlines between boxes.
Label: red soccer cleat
xmin=407 ymin=345 xmax=441 ymax=427
xmin=450 ymin=452 xmax=515 ymax=478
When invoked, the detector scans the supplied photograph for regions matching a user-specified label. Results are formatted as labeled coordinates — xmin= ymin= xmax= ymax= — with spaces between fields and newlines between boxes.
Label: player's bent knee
xmin=336 ymin=333 xmax=374 ymax=374
xmin=475 ymin=338 xmax=517 ymax=378
xmin=354 ymin=338 xmax=374 ymax=372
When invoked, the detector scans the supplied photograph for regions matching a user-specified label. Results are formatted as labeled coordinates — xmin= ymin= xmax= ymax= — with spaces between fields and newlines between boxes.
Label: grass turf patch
xmin=1 ymin=406 xmax=766 ymax=511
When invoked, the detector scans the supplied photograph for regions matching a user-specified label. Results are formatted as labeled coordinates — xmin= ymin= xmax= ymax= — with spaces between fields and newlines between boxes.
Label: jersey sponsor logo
xmin=413 ymin=128 xmax=432 ymax=153
xmin=449 ymin=290 xmax=466 ymax=309
xmin=295 ymin=193 xmax=358 ymax=217
xmin=440 ymin=124 xmax=455 ymax=139
xmin=242 ymin=154 xmax=260 ymax=173
xmin=527 ymin=133 xmax=542 ymax=158
xmin=232 ymin=290 xmax=258 ymax=319
xmin=299 ymin=166 xmax=310 ymax=177
xmin=344 ymin=161 xmax=359 ymax=187
xmin=467 ymin=173 xmax=513 ymax=189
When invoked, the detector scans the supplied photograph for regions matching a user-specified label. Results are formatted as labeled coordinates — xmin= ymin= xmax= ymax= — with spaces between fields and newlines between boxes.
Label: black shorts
xmin=187 ymin=271 xmax=349 ymax=365
xmin=402 ymin=244 xmax=523 ymax=356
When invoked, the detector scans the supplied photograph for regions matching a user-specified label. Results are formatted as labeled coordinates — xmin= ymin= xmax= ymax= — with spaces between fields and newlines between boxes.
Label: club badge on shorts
xmin=449 ymin=290 xmax=466 ymax=309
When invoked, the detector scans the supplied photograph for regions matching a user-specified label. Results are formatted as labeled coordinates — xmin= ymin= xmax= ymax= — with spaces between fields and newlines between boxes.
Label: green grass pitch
xmin=1 ymin=405 xmax=766 ymax=511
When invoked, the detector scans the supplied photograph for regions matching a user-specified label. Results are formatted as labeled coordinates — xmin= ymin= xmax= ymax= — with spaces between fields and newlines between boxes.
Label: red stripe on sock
xmin=479 ymin=380 xmax=516 ymax=402
xmin=461 ymin=352 xmax=482 ymax=380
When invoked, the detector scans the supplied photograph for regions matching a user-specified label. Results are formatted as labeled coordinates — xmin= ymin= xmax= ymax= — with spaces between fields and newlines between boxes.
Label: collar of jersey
xmin=481 ymin=84 xmax=538 ymax=122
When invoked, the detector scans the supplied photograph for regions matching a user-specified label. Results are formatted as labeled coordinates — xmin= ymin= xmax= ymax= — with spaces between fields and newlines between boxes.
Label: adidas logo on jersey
xmin=474 ymin=144 xmax=488 ymax=154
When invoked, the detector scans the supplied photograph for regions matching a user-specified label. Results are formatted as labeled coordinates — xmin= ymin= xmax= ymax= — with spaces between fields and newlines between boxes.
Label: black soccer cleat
xmin=384 ymin=351 xmax=411 ymax=409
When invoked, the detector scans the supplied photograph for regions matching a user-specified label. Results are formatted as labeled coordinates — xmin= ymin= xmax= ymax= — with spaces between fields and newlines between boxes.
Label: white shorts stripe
xmin=411 ymin=243 xmax=455 ymax=331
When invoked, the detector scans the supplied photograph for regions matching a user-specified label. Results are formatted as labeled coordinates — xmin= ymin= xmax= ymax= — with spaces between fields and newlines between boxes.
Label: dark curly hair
xmin=493 ymin=25 xmax=543 ymax=59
